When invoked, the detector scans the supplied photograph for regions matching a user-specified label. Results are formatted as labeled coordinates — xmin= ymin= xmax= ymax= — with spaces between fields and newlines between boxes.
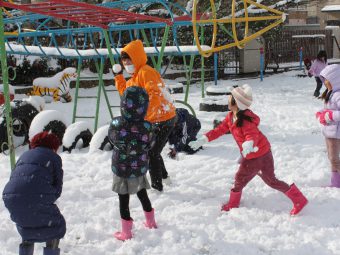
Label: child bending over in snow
xmin=167 ymin=108 xmax=202 ymax=159
xmin=189 ymin=84 xmax=308 ymax=215
xmin=2 ymin=131 xmax=65 ymax=255
xmin=108 ymin=86 xmax=157 ymax=241
xmin=316 ymin=64 xmax=340 ymax=188
xmin=308 ymin=50 xmax=328 ymax=98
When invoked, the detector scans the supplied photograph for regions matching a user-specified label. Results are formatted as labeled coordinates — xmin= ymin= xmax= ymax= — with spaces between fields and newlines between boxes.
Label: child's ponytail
xmin=230 ymin=95 xmax=253 ymax=127
xmin=236 ymin=110 xmax=253 ymax=127
xmin=320 ymin=89 xmax=332 ymax=103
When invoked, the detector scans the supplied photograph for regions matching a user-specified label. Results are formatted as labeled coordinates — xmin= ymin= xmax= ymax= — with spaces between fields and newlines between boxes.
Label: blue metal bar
xmin=33 ymin=36 xmax=48 ymax=56
xmin=88 ymin=32 xmax=101 ymax=57
xmin=36 ymin=17 xmax=53 ymax=30
xmin=299 ymin=47 xmax=303 ymax=70
xmin=108 ymin=30 xmax=120 ymax=56
xmin=51 ymin=34 xmax=65 ymax=58
xmin=150 ymin=28 xmax=159 ymax=54
xmin=260 ymin=48 xmax=264 ymax=81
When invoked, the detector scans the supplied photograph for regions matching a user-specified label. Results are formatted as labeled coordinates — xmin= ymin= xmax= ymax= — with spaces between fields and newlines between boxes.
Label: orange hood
xmin=122 ymin=40 xmax=147 ymax=72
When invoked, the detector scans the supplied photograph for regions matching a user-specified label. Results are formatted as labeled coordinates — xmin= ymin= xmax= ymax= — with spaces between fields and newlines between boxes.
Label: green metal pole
xmin=72 ymin=58 xmax=83 ymax=123
xmin=156 ymin=25 xmax=170 ymax=72
xmin=102 ymin=30 xmax=116 ymax=66
xmin=141 ymin=29 xmax=157 ymax=68
xmin=200 ymin=26 xmax=205 ymax=98
xmin=182 ymin=56 xmax=190 ymax=103
xmin=95 ymin=57 xmax=114 ymax=121
xmin=0 ymin=8 xmax=15 ymax=170
xmin=94 ymin=59 xmax=104 ymax=132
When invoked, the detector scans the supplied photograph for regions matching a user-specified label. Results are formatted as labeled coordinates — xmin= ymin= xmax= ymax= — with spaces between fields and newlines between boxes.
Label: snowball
xmin=112 ymin=64 xmax=122 ymax=74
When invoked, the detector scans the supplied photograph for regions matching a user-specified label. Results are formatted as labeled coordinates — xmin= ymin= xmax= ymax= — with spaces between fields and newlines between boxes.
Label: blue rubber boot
xmin=43 ymin=247 xmax=60 ymax=255
xmin=19 ymin=243 xmax=34 ymax=255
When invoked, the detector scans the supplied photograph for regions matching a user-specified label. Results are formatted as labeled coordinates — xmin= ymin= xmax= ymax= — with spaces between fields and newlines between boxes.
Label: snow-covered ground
xmin=1 ymin=70 xmax=340 ymax=255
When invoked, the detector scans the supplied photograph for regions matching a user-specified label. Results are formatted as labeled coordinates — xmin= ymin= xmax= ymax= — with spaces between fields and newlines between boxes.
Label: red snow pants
xmin=232 ymin=150 xmax=290 ymax=193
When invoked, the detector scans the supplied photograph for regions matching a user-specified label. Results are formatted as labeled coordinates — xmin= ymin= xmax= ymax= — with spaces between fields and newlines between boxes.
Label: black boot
xmin=313 ymin=90 xmax=320 ymax=98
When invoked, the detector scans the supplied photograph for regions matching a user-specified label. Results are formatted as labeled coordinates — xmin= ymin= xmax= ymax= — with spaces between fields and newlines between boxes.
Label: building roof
xmin=321 ymin=5 xmax=340 ymax=12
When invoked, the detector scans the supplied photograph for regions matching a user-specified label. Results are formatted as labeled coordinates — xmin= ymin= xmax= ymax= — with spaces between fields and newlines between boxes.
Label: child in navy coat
xmin=108 ymin=86 xmax=156 ymax=241
xmin=167 ymin=108 xmax=201 ymax=159
xmin=2 ymin=131 xmax=65 ymax=255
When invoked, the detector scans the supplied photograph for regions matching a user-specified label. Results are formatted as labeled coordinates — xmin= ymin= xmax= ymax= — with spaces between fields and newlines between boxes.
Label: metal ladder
xmin=72 ymin=57 xmax=119 ymax=132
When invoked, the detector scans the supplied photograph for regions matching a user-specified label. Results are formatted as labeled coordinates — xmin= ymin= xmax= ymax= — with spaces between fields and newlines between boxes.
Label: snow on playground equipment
xmin=0 ymin=0 xmax=286 ymax=168
xmin=0 ymin=83 xmax=14 ymax=105
xmin=0 ymin=0 xmax=207 ymax=161
xmin=192 ymin=0 xmax=286 ymax=112
xmin=31 ymin=67 xmax=77 ymax=103
xmin=192 ymin=0 xmax=286 ymax=57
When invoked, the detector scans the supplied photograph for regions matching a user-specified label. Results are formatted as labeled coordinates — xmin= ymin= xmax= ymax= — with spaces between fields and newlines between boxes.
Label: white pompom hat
xmin=231 ymin=84 xmax=253 ymax=110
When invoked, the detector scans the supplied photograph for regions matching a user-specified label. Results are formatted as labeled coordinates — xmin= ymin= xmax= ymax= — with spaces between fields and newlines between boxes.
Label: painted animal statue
xmin=31 ymin=67 xmax=77 ymax=103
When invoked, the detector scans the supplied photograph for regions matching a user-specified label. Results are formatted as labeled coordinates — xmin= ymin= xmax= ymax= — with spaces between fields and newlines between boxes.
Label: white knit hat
xmin=231 ymin=84 xmax=253 ymax=110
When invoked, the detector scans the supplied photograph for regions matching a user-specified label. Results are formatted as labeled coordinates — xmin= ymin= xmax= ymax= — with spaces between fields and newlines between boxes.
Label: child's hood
xmin=320 ymin=64 xmax=340 ymax=91
xmin=244 ymin=110 xmax=260 ymax=126
xmin=120 ymin=86 xmax=149 ymax=121
xmin=121 ymin=40 xmax=147 ymax=72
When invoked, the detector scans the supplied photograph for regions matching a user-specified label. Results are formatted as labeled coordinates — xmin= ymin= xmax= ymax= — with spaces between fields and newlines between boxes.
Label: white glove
xmin=188 ymin=135 xmax=209 ymax=151
xmin=241 ymin=140 xmax=259 ymax=157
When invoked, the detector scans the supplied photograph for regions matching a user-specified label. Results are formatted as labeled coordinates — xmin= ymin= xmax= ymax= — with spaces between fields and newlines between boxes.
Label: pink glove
xmin=316 ymin=110 xmax=333 ymax=125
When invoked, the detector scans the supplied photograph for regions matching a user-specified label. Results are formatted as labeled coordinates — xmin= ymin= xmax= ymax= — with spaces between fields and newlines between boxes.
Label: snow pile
xmin=22 ymin=96 xmax=45 ymax=112
xmin=63 ymin=121 xmax=92 ymax=148
xmin=29 ymin=110 xmax=66 ymax=140
xmin=33 ymin=67 xmax=77 ymax=89
xmin=2 ymin=70 xmax=340 ymax=254
xmin=206 ymin=84 xmax=233 ymax=94
xmin=0 ymin=84 xmax=14 ymax=94
xmin=200 ymin=95 xmax=229 ymax=105
xmin=89 ymin=124 xmax=109 ymax=152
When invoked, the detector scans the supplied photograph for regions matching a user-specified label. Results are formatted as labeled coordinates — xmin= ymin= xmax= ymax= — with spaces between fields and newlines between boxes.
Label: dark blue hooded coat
xmin=168 ymin=108 xmax=201 ymax=152
xmin=2 ymin=147 xmax=65 ymax=242
xmin=108 ymin=86 xmax=154 ymax=178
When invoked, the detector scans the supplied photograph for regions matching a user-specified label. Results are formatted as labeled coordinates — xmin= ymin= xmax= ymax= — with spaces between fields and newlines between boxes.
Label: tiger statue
xmin=31 ymin=67 xmax=77 ymax=103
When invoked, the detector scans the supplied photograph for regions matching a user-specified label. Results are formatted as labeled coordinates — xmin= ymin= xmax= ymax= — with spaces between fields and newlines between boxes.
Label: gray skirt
xmin=112 ymin=174 xmax=150 ymax=195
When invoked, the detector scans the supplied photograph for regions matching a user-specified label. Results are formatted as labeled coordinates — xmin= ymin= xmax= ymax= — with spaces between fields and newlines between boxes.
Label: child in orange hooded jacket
xmin=113 ymin=40 xmax=177 ymax=192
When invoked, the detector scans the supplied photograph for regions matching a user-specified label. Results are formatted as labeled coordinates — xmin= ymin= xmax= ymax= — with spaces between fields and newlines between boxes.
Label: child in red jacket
xmin=189 ymin=84 xmax=308 ymax=215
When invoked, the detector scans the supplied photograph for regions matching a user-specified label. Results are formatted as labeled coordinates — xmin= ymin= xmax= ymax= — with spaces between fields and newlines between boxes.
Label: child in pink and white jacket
xmin=189 ymin=85 xmax=308 ymax=215
xmin=308 ymin=50 xmax=328 ymax=98
xmin=316 ymin=64 xmax=340 ymax=188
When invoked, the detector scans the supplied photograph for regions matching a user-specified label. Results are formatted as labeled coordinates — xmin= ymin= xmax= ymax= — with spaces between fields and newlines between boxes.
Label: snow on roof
xmin=5 ymin=43 xmax=212 ymax=58
xmin=321 ymin=5 xmax=340 ymax=12
xmin=325 ymin=26 xmax=340 ymax=29
xmin=292 ymin=34 xmax=326 ymax=39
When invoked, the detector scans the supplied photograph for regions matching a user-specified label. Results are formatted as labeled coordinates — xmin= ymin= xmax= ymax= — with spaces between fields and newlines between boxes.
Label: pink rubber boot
xmin=114 ymin=219 xmax=133 ymax=241
xmin=330 ymin=172 xmax=340 ymax=188
xmin=285 ymin=184 xmax=308 ymax=216
xmin=221 ymin=190 xmax=242 ymax=211
xmin=144 ymin=208 xmax=157 ymax=228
